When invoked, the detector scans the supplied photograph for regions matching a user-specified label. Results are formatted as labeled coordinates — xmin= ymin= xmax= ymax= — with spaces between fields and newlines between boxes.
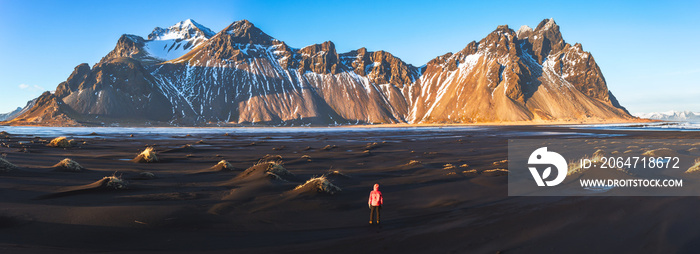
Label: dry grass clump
xmin=492 ymin=159 xmax=508 ymax=166
xmin=592 ymin=149 xmax=606 ymax=159
xmin=685 ymin=158 xmax=700 ymax=174
xmin=443 ymin=164 xmax=456 ymax=170
xmin=460 ymin=163 xmax=469 ymax=168
xmin=214 ymin=160 xmax=234 ymax=171
xmin=103 ymin=175 xmax=128 ymax=189
xmin=406 ymin=160 xmax=421 ymax=166
xmin=261 ymin=154 xmax=283 ymax=161
xmin=0 ymin=157 xmax=18 ymax=172
xmin=47 ymin=136 xmax=76 ymax=148
xmin=642 ymin=148 xmax=678 ymax=157
xmin=133 ymin=147 xmax=158 ymax=163
xmin=141 ymin=147 xmax=158 ymax=162
xmin=365 ymin=142 xmax=380 ymax=150
xmin=53 ymin=158 xmax=84 ymax=172
xmin=462 ymin=169 xmax=478 ymax=174
xmin=293 ymin=176 xmax=342 ymax=195
xmin=324 ymin=170 xmax=349 ymax=178
xmin=259 ymin=160 xmax=293 ymax=181
xmin=483 ymin=168 xmax=508 ymax=173
xmin=322 ymin=145 xmax=337 ymax=151
xmin=567 ymin=149 xmax=606 ymax=175
xmin=266 ymin=160 xmax=288 ymax=174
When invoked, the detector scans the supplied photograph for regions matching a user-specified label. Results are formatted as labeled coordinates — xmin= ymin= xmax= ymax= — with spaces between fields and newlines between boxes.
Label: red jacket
xmin=368 ymin=184 xmax=383 ymax=206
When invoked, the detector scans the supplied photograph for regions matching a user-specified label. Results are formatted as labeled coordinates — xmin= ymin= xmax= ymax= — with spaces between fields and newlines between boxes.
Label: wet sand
xmin=1 ymin=126 xmax=700 ymax=253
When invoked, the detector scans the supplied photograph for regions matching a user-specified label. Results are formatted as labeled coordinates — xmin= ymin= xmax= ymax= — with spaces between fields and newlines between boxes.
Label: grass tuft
xmin=135 ymin=147 xmax=158 ymax=163
xmin=54 ymin=158 xmax=84 ymax=172
xmin=103 ymin=175 xmax=128 ymax=189
xmin=294 ymin=176 xmax=342 ymax=195
xmin=47 ymin=137 xmax=75 ymax=148
xmin=686 ymin=158 xmax=700 ymax=174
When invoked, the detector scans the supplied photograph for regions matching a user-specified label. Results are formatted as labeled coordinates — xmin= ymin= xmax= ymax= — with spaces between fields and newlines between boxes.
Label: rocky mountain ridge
xmin=4 ymin=18 xmax=633 ymax=126
xmin=0 ymin=107 xmax=22 ymax=121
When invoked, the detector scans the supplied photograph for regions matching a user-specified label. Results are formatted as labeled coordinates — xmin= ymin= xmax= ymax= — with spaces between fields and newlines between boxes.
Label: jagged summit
xmin=218 ymin=19 xmax=275 ymax=45
xmin=536 ymin=18 xmax=558 ymax=31
xmin=525 ymin=18 xmax=566 ymax=64
xmin=408 ymin=19 xmax=631 ymax=123
xmin=100 ymin=19 xmax=216 ymax=64
xmin=169 ymin=20 xmax=280 ymax=65
xmin=148 ymin=19 xmax=216 ymax=40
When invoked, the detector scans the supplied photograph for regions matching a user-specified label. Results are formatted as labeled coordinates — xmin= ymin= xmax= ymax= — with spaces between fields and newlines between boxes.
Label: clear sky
xmin=0 ymin=0 xmax=698 ymax=114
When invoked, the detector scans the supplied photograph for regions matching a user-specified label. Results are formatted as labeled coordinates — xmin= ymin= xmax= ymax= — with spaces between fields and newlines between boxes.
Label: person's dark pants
xmin=370 ymin=205 xmax=381 ymax=224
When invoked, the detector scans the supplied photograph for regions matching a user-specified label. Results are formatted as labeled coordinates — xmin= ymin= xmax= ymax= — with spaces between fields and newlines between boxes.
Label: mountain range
xmin=635 ymin=111 xmax=700 ymax=122
xmin=3 ymin=18 xmax=633 ymax=126
xmin=0 ymin=107 xmax=22 ymax=121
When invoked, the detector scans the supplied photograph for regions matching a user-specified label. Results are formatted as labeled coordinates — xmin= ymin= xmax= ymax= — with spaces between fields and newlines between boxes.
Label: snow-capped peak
xmin=148 ymin=19 xmax=215 ymax=41
xmin=144 ymin=19 xmax=215 ymax=61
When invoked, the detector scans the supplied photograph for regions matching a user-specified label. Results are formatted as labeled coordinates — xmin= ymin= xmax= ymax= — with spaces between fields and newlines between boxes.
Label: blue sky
xmin=0 ymin=0 xmax=698 ymax=114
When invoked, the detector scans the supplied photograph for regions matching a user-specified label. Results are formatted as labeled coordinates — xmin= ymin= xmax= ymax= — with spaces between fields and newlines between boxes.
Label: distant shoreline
xmin=1 ymin=118 xmax=656 ymax=128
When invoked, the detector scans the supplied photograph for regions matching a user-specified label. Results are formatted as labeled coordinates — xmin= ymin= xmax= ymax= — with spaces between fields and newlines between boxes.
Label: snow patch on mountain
xmin=143 ymin=19 xmax=215 ymax=61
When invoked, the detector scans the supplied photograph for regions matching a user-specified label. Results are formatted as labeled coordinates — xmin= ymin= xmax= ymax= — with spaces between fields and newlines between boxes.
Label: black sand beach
xmin=1 ymin=126 xmax=700 ymax=253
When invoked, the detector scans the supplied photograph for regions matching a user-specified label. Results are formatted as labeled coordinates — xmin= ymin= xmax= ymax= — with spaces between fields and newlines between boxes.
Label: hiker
xmin=368 ymin=183 xmax=383 ymax=224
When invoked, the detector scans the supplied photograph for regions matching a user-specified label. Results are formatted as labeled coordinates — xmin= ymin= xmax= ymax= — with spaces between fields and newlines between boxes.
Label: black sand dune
xmin=37 ymin=175 xmax=128 ymax=199
xmin=161 ymin=144 xmax=199 ymax=153
xmin=190 ymin=160 xmax=237 ymax=174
